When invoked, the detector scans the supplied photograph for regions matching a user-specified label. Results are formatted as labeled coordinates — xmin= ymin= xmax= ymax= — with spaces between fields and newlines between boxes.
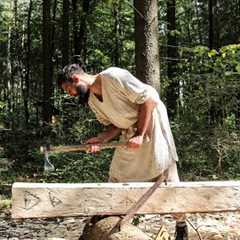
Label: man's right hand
xmin=85 ymin=137 xmax=103 ymax=153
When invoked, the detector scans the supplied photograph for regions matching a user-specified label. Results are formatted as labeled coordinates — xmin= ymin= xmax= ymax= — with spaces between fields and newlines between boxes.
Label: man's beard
xmin=76 ymin=85 xmax=90 ymax=105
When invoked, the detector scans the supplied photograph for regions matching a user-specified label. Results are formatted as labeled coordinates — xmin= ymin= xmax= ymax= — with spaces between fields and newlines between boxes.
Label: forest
xmin=0 ymin=0 xmax=239 ymax=182
xmin=0 ymin=0 xmax=240 ymax=238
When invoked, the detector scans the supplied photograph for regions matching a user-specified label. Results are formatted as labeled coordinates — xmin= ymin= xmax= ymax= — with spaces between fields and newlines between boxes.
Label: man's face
xmin=62 ymin=79 xmax=90 ymax=105
xmin=62 ymin=82 xmax=79 ymax=96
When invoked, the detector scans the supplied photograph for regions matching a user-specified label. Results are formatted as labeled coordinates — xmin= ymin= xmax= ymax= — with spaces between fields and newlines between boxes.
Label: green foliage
xmin=170 ymin=44 xmax=240 ymax=180
xmin=0 ymin=199 xmax=11 ymax=210
xmin=0 ymin=101 xmax=6 ymax=127
xmin=43 ymin=150 xmax=112 ymax=183
xmin=0 ymin=0 xmax=239 ymax=187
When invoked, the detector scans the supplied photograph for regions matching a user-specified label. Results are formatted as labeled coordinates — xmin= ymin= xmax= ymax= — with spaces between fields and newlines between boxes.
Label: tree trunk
xmin=72 ymin=0 xmax=78 ymax=62
xmin=134 ymin=0 xmax=160 ymax=92
xmin=208 ymin=0 xmax=220 ymax=49
xmin=112 ymin=0 xmax=121 ymax=66
xmin=62 ymin=0 xmax=70 ymax=66
xmin=80 ymin=216 xmax=151 ymax=240
xmin=72 ymin=0 xmax=90 ymax=64
xmin=23 ymin=0 xmax=33 ymax=125
xmin=9 ymin=0 xmax=18 ymax=129
xmin=194 ymin=0 xmax=203 ymax=44
xmin=208 ymin=0 xmax=214 ymax=49
xmin=42 ymin=0 xmax=53 ymax=124
xmin=166 ymin=0 xmax=178 ymax=119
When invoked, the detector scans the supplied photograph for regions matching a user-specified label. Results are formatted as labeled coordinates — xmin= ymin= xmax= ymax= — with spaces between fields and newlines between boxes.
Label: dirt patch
xmin=1 ymin=210 xmax=240 ymax=240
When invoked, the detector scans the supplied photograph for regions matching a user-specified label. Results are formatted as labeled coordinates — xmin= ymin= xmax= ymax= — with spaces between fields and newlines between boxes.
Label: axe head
xmin=40 ymin=144 xmax=55 ymax=173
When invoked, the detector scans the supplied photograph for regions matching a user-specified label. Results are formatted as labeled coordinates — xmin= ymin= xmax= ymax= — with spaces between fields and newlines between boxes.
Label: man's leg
xmin=167 ymin=163 xmax=188 ymax=240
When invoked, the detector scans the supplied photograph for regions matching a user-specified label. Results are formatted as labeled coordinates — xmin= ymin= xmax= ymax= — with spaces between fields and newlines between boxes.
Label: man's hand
xmin=85 ymin=137 xmax=103 ymax=153
xmin=85 ymin=125 xmax=121 ymax=153
xmin=127 ymin=135 xmax=144 ymax=149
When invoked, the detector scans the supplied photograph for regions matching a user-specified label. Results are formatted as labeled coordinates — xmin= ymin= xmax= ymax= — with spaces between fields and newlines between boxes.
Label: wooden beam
xmin=12 ymin=181 xmax=240 ymax=219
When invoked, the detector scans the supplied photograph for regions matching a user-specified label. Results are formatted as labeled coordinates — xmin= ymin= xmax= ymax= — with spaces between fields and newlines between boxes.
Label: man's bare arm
xmin=128 ymin=98 xmax=157 ymax=148
xmin=97 ymin=125 xmax=121 ymax=143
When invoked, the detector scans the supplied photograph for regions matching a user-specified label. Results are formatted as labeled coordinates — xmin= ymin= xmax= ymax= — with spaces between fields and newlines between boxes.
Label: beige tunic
xmin=88 ymin=67 xmax=178 ymax=182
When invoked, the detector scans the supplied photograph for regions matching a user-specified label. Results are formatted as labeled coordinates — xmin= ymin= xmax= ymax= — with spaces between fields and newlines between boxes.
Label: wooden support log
xmin=12 ymin=181 xmax=240 ymax=219
xmin=80 ymin=216 xmax=152 ymax=240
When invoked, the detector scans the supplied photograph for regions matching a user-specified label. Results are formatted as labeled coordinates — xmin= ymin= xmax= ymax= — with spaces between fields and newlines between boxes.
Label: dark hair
xmin=57 ymin=64 xmax=84 ymax=86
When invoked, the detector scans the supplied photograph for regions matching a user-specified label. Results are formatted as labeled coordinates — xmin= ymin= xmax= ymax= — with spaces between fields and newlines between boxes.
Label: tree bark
xmin=72 ymin=0 xmax=95 ymax=64
xmin=42 ymin=0 xmax=53 ymax=124
xmin=134 ymin=0 xmax=160 ymax=92
xmin=208 ymin=0 xmax=220 ymax=49
xmin=208 ymin=0 xmax=214 ymax=49
xmin=23 ymin=0 xmax=33 ymax=125
xmin=112 ymin=0 xmax=122 ymax=66
xmin=80 ymin=216 xmax=151 ymax=240
xmin=166 ymin=0 xmax=178 ymax=119
xmin=9 ymin=0 xmax=19 ymax=129
xmin=194 ymin=0 xmax=203 ymax=44
xmin=62 ymin=0 xmax=70 ymax=66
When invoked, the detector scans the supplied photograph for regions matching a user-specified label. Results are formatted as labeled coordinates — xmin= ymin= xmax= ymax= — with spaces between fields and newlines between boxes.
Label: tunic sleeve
xmin=122 ymin=76 xmax=151 ymax=104
xmin=102 ymin=68 xmax=159 ymax=104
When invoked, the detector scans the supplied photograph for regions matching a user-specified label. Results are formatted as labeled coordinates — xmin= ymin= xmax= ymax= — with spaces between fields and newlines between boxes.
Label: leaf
xmin=225 ymin=71 xmax=234 ymax=76
xmin=236 ymin=64 xmax=240 ymax=73
xmin=208 ymin=49 xmax=218 ymax=58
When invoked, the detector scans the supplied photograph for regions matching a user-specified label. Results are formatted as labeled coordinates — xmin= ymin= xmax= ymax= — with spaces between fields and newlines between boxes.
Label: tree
xmin=42 ymin=0 xmax=54 ymax=124
xmin=134 ymin=0 xmax=160 ymax=92
xmin=23 ymin=0 xmax=33 ymax=125
xmin=112 ymin=0 xmax=122 ymax=66
xmin=166 ymin=0 xmax=178 ymax=119
xmin=62 ymin=0 xmax=70 ymax=67
xmin=208 ymin=0 xmax=214 ymax=49
xmin=72 ymin=0 xmax=97 ymax=64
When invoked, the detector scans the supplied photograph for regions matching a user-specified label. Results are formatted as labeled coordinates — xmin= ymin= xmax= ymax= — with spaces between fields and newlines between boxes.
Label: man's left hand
xmin=127 ymin=135 xmax=144 ymax=149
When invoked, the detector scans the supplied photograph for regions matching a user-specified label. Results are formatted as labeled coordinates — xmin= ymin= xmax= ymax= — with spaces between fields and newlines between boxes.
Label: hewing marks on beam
xmin=23 ymin=191 xmax=41 ymax=210
xmin=48 ymin=191 xmax=63 ymax=207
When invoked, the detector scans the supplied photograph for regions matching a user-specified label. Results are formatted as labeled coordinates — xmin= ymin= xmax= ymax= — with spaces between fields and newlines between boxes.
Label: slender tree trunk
xmin=134 ymin=0 xmax=160 ymax=92
xmin=9 ymin=0 xmax=19 ymax=129
xmin=42 ymin=0 xmax=53 ymax=124
xmin=208 ymin=0 xmax=223 ymax=124
xmin=62 ymin=0 xmax=70 ymax=66
xmin=51 ymin=0 xmax=57 ymax=58
xmin=72 ymin=0 xmax=97 ymax=64
xmin=23 ymin=0 xmax=33 ymax=125
xmin=166 ymin=0 xmax=178 ymax=119
xmin=208 ymin=0 xmax=219 ymax=49
xmin=72 ymin=0 xmax=79 ymax=62
xmin=194 ymin=0 xmax=203 ymax=44
xmin=208 ymin=0 xmax=214 ymax=49
xmin=72 ymin=0 xmax=89 ymax=64
xmin=112 ymin=0 xmax=121 ymax=66
xmin=6 ymin=22 xmax=12 ymax=129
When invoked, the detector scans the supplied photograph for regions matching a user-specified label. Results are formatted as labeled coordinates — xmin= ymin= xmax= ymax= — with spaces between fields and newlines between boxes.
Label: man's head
xmin=58 ymin=64 xmax=90 ymax=104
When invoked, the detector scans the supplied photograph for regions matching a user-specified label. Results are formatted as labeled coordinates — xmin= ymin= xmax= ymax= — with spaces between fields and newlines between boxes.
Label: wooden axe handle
xmin=41 ymin=142 xmax=127 ymax=154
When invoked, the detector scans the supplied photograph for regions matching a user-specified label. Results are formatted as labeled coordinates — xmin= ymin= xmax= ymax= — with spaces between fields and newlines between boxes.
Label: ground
xmin=1 ymin=202 xmax=240 ymax=240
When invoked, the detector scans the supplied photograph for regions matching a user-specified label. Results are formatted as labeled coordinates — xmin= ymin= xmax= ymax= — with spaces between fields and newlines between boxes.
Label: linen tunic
xmin=88 ymin=67 xmax=178 ymax=182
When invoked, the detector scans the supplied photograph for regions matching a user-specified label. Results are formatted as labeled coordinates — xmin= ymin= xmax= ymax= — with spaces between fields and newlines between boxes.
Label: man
xmin=58 ymin=64 xmax=188 ymax=240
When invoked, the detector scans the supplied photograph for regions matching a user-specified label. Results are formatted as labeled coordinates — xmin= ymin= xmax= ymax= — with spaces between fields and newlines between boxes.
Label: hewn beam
xmin=12 ymin=181 xmax=240 ymax=219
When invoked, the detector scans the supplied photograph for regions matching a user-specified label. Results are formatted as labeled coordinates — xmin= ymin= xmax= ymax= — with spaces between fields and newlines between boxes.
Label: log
xmin=12 ymin=181 xmax=240 ymax=219
xmin=80 ymin=216 xmax=151 ymax=240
